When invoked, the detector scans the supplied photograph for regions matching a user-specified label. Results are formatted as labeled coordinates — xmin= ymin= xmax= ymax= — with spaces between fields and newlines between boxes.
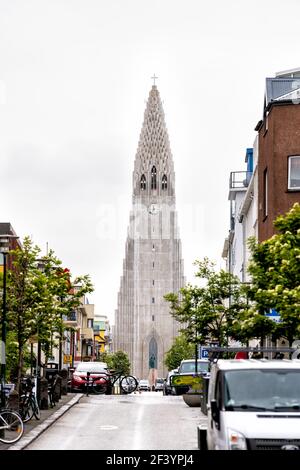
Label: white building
xmin=222 ymin=143 xmax=258 ymax=282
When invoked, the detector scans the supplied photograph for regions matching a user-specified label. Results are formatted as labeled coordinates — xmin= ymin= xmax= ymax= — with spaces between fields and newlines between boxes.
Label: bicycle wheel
xmin=19 ymin=395 xmax=34 ymax=423
xmin=0 ymin=410 xmax=24 ymax=444
xmin=31 ymin=397 xmax=41 ymax=420
xmin=93 ymin=377 xmax=109 ymax=395
xmin=120 ymin=376 xmax=138 ymax=394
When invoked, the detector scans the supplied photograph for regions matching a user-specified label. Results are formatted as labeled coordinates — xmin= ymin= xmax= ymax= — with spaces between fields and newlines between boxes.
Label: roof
xmin=215 ymin=359 xmax=300 ymax=371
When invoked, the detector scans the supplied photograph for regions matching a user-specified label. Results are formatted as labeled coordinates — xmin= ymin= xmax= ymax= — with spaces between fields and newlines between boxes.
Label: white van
xmin=200 ymin=359 xmax=300 ymax=450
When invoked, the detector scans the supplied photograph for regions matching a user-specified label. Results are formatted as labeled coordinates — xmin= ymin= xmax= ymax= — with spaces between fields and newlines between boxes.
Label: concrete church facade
xmin=113 ymin=84 xmax=185 ymax=381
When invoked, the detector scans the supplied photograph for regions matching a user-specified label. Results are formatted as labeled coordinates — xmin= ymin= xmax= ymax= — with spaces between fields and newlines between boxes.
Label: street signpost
xmin=265 ymin=308 xmax=281 ymax=323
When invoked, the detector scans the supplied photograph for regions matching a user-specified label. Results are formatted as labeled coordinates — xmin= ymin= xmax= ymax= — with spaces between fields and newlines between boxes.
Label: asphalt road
xmin=26 ymin=391 xmax=201 ymax=450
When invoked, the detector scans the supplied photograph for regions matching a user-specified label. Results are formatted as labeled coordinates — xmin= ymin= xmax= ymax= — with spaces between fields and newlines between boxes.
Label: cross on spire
xmin=151 ymin=74 xmax=158 ymax=86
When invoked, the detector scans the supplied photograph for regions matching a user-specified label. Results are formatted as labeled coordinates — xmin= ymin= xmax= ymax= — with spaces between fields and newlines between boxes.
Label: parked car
xmin=163 ymin=369 xmax=178 ymax=395
xmin=172 ymin=359 xmax=209 ymax=395
xmin=71 ymin=361 xmax=109 ymax=392
xmin=138 ymin=379 xmax=151 ymax=391
xmin=154 ymin=378 xmax=164 ymax=392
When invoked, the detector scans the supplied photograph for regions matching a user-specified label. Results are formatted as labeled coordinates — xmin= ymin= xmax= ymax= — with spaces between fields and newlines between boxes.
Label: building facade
xmin=255 ymin=68 xmax=300 ymax=242
xmin=113 ymin=84 xmax=185 ymax=380
xmin=223 ymin=68 xmax=300 ymax=280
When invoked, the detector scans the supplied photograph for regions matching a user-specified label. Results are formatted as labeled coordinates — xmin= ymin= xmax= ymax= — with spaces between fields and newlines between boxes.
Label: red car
xmin=71 ymin=362 xmax=108 ymax=392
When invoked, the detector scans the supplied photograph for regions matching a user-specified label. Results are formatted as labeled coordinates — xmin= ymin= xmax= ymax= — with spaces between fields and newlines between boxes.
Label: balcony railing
xmin=229 ymin=171 xmax=253 ymax=189
xmin=62 ymin=310 xmax=77 ymax=323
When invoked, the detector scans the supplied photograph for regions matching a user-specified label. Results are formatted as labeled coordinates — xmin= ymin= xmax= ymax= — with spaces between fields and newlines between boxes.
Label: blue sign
xmin=265 ymin=308 xmax=281 ymax=323
xmin=198 ymin=346 xmax=209 ymax=359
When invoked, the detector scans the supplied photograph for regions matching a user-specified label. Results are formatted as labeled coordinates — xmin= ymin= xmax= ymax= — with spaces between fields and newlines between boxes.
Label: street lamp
xmin=0 ymin=234 xmax=18 ymax=407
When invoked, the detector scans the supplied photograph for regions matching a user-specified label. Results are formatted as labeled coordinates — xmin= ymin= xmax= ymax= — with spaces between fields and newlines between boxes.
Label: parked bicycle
xmin=19 ymin=376 xmax=40 ymax=423
xmin=0 ymin=378 xmax=24 ymax=444
xmin=86 ymin=370 xmax=138 ymax=395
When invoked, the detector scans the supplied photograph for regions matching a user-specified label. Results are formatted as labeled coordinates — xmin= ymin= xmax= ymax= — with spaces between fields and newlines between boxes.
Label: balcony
xmin=229 ymin=171 xmax=253 ymax=200
xmin=82 ymin=327 xmax=94 ymax=340
xmin=62 ymin=310 xmax=77 ymax=326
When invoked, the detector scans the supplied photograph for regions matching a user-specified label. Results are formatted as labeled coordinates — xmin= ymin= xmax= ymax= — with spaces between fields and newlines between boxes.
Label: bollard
xmin=53 ymin=374 xmax=62 ymax=402
xmin=59 ymin=369 xmax=68 ymax=395
xmin=40 ymin=377 xmax=49 ymax=410
xmin=7 ymin=389 xmax=19 ymax=412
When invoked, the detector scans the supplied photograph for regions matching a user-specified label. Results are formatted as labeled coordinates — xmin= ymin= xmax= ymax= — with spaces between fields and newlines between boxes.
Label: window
xmin=152 ymin=280 xmax=155 ymax=286
xmin=263 ymin=168 xmax=268 ymax=218
xmin=152 ymin=315 xmax=155 ymax=321
xmin=162 ymin=174 xmax=168 ymax=190
xmin=152 ymin=297 xmax=155 ymax=303
xmin=151 ymin=166 xmax=157 ymax=190
xmin=140 ymin=174 xmax=146 ymax=190
xmin=153 ymin=261 xmax=154 ymax=268
xmin=288 ymin=156 xmax=300 ymax=190
xmin=87 ymin=319 xmax=93 ymax=328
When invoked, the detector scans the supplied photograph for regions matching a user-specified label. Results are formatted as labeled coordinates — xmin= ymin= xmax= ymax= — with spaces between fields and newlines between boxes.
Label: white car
xmin=138 ymin=379 xmax=150 ymax=391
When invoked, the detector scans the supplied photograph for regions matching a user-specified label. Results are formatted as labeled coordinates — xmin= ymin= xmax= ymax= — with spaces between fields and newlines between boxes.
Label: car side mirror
xmin=210 ymin=399 xmax=220 ymax=429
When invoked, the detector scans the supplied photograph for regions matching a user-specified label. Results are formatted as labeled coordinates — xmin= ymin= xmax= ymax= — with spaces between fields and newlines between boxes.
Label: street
xmin=26 ymin=392 xmax=200 ymax=450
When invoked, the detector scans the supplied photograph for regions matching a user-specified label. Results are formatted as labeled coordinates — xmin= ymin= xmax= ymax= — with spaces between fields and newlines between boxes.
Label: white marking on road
xmin=130 ymin=402 xmax=145 ymax=449
xmin=98 ymin=425 xmax=118 ymax=430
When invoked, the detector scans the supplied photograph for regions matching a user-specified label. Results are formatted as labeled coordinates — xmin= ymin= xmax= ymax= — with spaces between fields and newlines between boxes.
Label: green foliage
xmin=5 ymin=331 xmax=32 ymax=382
xmin=246 ymin=203 xmax=300 ymax=344
xmin=164 ymin=258 xmax=248 ymax=347
xmin=164 ymin=334 xmax=195 ymax=370
xmin=5 ymin=236 xmax=94 ymax=387
xmin=98 ymin=350 xmax=131 ymax=376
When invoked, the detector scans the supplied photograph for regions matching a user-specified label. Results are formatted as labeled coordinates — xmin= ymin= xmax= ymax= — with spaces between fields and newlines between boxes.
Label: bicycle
xmin=0 ymin=379 xmax=24 ymax=444
xmin=87 ymin=370 xmax=138 ymax=395
xmin=19 ymin=377 xmax=41 ymax=423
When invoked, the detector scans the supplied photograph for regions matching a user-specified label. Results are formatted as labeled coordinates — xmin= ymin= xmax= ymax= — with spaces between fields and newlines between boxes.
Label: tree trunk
xmin=17 ymin=343 xmax=24 ymax=394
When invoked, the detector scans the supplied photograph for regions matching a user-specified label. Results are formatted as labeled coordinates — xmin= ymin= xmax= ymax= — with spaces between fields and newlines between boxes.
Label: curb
xmin=8 ymin=394 xmax=84 ymax=451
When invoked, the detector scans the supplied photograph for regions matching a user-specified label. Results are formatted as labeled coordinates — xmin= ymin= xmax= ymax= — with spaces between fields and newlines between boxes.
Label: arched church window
xmin=140 ymin=174 xmax=146 ymax=190
xmin=149 ymin=337 xmax=157 ymax=369
xmin=151 ymin=166 xmax=157 ymax=190
xmin=162 ymin=174 xmax=168 ymax=190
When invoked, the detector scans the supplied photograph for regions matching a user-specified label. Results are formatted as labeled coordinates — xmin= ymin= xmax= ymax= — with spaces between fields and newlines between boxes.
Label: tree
xmin=164 ymin=258 xmax=248 ymax=347
xmin=98 ymin=350 xmax=131 ymax=375
xmin=164 ymin=334 xmax=195 ymax=371
xmin=246 ymin=203 xmax=300 ymax=346
xmin=5 ymin=236 xmax=93 ymax=389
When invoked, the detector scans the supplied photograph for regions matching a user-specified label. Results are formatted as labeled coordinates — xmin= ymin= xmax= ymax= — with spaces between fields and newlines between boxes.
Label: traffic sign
xmin=198 ymin=346 xmax=209 ymax=359
xmin=265 ymin=308 xmax=281 ymax=323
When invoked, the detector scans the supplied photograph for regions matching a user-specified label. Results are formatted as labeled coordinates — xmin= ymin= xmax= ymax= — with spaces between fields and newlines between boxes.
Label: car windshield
xmin=180 ymin=361 xmax=209 ymax=373
xmin=140 ymin=380 xmax=149 ymax=384
xmin=156 ymin=379 xmax=164 ymax=383
xmin=224 ymin=369 xmax=300 ymax=411
xmin=76 ymin=363 xmax=107 ymax=373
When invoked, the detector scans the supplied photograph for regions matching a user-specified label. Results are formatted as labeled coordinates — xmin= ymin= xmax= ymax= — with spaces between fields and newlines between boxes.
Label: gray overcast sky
xmin=1 ymin=0 xmax=300 ymax=323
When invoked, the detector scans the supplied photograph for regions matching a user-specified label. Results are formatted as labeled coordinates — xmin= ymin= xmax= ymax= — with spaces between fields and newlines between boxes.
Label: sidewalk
xmin=0 ymin=392 xmax=83 ymax=451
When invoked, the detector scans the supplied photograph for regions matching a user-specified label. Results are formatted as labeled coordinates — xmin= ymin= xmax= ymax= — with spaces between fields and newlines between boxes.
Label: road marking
xmin=98 ymin=425 xmax=118 ymax=430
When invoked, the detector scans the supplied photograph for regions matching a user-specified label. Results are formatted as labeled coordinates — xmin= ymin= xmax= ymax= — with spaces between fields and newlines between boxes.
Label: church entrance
xmin=148 ymin=337 xmax=158 ymax=389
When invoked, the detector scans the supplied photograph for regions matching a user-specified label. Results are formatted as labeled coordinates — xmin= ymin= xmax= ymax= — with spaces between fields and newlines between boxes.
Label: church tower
xmin=113 ymin=82 xmax=185 ymax=381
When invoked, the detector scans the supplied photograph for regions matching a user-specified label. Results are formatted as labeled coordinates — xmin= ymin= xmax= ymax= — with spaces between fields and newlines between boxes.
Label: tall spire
xmin=133 ymin=86 xmax=174 ymax=198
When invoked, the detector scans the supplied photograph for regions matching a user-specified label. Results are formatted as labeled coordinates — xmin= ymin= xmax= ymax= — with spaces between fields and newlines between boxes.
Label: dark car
xmin=163 ymin=369 xmax=178 ymax=395
xmin=71 ymin=361 xmax=108 ymax=392
xmin=172 ymin=359 xmax=209 ymax=395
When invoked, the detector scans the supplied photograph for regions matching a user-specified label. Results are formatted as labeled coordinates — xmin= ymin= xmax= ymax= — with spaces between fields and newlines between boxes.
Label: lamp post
xmin=0 ymin=238 xmax=8 ymax=407
xmin=59 ymin=297 xmax=63 ymax=371
xmin=0 ymin=234 xmax=18 ymax=407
